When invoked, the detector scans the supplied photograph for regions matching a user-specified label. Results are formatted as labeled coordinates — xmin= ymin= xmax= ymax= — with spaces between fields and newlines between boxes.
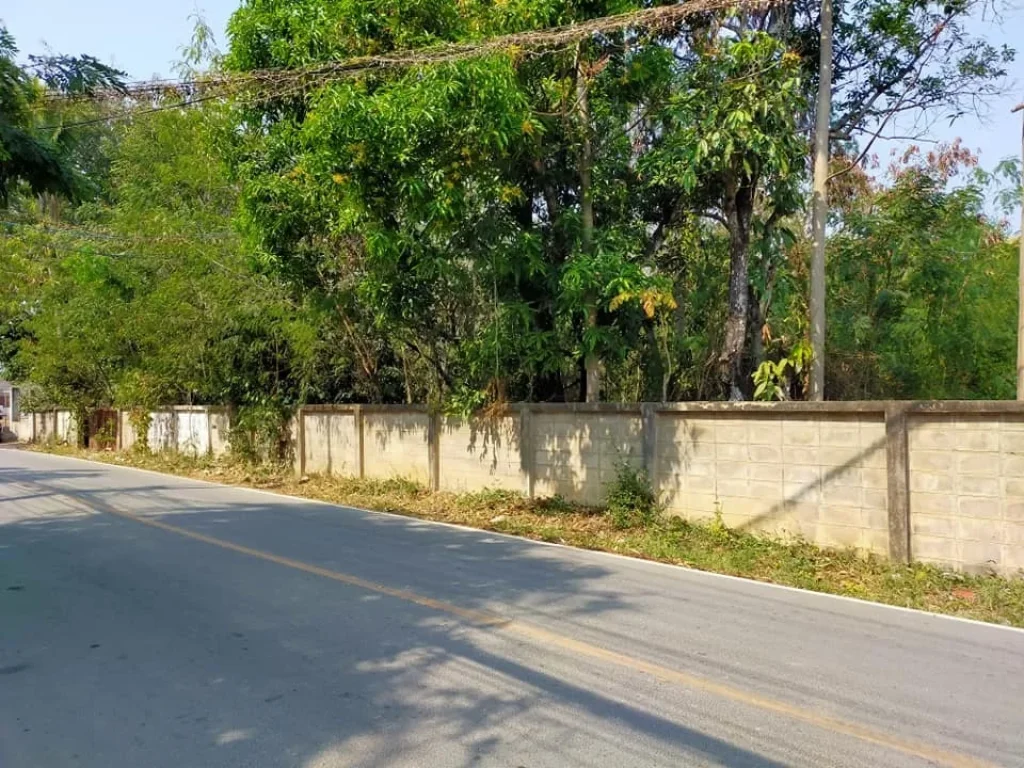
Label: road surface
xmin=1 ymin=447 xmax=1022 ymax=767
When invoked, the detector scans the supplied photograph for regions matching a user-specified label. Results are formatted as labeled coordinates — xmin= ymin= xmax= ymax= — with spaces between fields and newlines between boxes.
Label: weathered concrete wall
xmin=909 ymin=413 xmax=1024 ymax=575
xmin=137 ymin=408 xmax=228 ymax=456
xmin=303 ymin=412 xmax=331 ymax=474
xmin=55 ymin=411 xmax=77 ymax=444
xmin=148 ymin=411 xmax=176 ymax=452
xmin=362 ymin=411 xmax=430 ymax=484
xmin=11 ymin=415 xmax=33 ymax=442
xmin=659 ymin=413 xmax=889 ymax=555
xmin=119 ymin=411 xmax=137 ymax=451
xmin=175 ymin=410 xmax=210 ymax=456
xmin=533 ymin=411 xmax=644 ymax=506
xmin=16 ymin=411 xmax=74 ymax=443
xmin=328 ymin=412 xmax=358 ymax=476
xmin=438 ymin=414 xmax=523 ymax=493
xmin=34 ymin=412 xmax=56 ymax=442
xmin=19 ymin=401 xmax=1024 ymax=576
xmin=210 ymin=411 xmax=231 ymax=456
xmin=299 ymin=410 xmax=360 ymax=476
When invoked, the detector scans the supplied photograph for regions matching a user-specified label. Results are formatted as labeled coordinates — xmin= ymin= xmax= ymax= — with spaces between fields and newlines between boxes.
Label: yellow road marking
xmin=106 ymin=506 xmax=509 ymax=628
xmin=87 ymin=501 xmax=996 ymax=768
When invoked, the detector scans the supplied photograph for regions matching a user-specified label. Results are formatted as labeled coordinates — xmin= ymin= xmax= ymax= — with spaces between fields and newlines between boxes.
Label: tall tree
xmin=643 ymin=33 xmax=807 ymax=399
xmin=226 ymin=0 xmax=685 ymax=404
xmin=826 ymin=145 xmax=1018 ymax=399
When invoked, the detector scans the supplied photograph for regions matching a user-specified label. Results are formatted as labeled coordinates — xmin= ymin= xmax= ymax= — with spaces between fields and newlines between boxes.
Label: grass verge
xmin=29 ymin=444 xmax=1024 ymax=628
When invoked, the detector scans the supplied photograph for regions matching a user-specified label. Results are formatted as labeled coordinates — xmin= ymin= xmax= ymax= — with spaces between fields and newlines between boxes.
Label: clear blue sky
xmin=3 ymin=1 xmax=1023 ymax=174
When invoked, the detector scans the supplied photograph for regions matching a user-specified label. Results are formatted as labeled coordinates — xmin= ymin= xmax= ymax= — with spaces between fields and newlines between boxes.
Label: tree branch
xmin=830 ymin=13 xmax=954 ymax=139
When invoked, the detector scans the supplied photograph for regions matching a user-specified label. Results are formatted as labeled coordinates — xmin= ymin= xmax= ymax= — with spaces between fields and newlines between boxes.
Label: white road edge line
xmin=16 ymin=448 xmax=1024 ymax=636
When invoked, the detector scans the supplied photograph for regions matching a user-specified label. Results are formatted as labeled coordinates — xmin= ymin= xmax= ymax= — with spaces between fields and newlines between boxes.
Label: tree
xmin=745 ymin=0 xmax=1013 ymax=398
xmin=0 ymin=26 xmax=124 ymax=206
xmin=826 ymin=144 xmax=1018 ymax=399
xmin=643 ymin=33 xmax=807 ymax=399
xmin=226 ymin=0 xmax=687 ymax=404
xmin=4 ymin=102 xmax=318 ymax=416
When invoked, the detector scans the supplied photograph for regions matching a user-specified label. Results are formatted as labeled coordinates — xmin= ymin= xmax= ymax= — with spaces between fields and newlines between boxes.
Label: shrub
xmin=228 ymin=403 xmax=294 ymax=465
xmin=606 ymin=460 xmax=659 ymax=529
xmin=535 ymin=494 xmax=575 ymax=515
xmin=128 ymin=408 xmax=153 ymax=453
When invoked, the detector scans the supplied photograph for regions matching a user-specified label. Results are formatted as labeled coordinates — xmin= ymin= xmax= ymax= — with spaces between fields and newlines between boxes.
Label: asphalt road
xmin=2 ymin=447 xmax=1023 ymax=767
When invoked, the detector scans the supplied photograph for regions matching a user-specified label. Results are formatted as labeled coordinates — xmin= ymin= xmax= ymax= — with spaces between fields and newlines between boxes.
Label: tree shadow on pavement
xmin=1 ymin=460 xmax=800 ymax=767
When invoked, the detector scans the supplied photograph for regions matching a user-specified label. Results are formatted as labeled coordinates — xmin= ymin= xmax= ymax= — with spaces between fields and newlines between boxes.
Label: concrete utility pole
xmin=1015 ymin=102 xmax=1024 ymax=400
xmin=808 ymin=0 xmax=834 ymax=401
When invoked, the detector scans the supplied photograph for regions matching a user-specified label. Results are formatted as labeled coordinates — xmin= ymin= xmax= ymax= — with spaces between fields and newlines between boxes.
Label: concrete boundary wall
xmin=8 ymin=410 xmax=77 ymax=444
xmin=14 ymin=401 xmax=1024 ymax=576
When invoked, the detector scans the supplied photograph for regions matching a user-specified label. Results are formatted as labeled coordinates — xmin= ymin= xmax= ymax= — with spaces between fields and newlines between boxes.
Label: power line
xmin=0 ymin=218 xmax=235 ymax=243
xmin=35 ymin=0 xmax=761 ymax=129
xmin=0 ymin=220 xmax=253 ymax=280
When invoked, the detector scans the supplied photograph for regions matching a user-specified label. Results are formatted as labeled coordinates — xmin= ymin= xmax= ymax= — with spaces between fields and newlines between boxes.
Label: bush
xmin=228 ymin=403 xmax=294 ymax=465
xmin=606 ymin=461 xmax=659 ymax=529
xmin=128 ymin=408 xmax=153 ymax=453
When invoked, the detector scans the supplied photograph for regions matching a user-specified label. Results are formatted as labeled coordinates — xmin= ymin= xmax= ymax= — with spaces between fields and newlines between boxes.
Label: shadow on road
xmin=0 ymin=460 xmax=793 ymax=767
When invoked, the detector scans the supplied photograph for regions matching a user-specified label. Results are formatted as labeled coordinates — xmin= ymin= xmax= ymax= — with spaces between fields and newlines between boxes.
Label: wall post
xmin=641 ymin=403 xmax=658 ymax=485
xmin=885 ymin=403 xmax=911 ymax=563
xmin=297 ymin=406 xmax=307 ymax=477
xmin=427 ymin=411 xmax=441 ymax=492
xmin=325 ymin=412 xmax=333 ymax=476
xmin=170 ymin=408 xmax=180 ymax=453
xmin=520 ymin=406 xmax=535 ymax=499
xmin=354 ymin=406 xmax=365 ymax=479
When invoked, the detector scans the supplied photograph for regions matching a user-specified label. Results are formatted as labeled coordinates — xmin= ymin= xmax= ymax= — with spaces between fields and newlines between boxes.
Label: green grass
xmin=32 ymin=443 xmax=1024 ymax=628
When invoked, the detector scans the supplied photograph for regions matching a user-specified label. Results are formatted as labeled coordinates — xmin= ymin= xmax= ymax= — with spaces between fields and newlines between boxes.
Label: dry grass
xmin=33 ymin=444 xmax=1024 ymax=628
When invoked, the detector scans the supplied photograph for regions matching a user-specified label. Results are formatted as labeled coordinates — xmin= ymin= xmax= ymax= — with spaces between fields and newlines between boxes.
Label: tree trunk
xmin=719 ymin=175 xmax=753 ymax=400
xmin=576 ymin=46 xmax=600 ymax=403
xmin=749 ymin=284 xmax=765 ymax=372
xmin=585 ymin=306 xmax=601 ymax=403
xmin=808 ymin=0 xmax=834 ymax=401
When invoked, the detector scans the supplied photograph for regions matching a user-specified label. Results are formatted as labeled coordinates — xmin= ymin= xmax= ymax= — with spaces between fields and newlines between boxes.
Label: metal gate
xmin=88 ymin=409 xmax=119 ymax=450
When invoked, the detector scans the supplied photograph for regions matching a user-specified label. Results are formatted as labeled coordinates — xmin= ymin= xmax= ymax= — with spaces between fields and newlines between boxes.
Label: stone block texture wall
xmin=362 ymin=411 xmax=430 ymax=485
xmin=659 ymin=413 xmax=889 ymax=555
xmin=438 ymin=415 xmax=523 ymax=493
xmin=909 ymin=414 xmax=1024 ymax=574
xmin=302 ymin=411 xmax=359 ymax=476
xmin=532 ymin=412 xmax=643 ymax=505
xmin=17 ymin=402 xmax=1024 ymax=576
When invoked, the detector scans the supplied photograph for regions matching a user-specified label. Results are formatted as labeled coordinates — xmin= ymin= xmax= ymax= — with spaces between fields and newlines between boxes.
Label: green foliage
xmin=645 ymin=34 xmax=806 ymax=205
xmin=2 ymin=3 xmax=1018 ymax=411
xmin=0 ymin=26 xmax=125 ymax=206
xmin=605 ymin=460 xmax=658 ymax=529
xmin=127 ymin=408 xmax=153 ymax=453
xmin=224 ymin=0 xmax=733 ymax=405
xmin=3 ymin=100 xmax=320 ymax=414
xmin=228 ymin=403 xmax=294 ymax=464
xmin=753 ymin=340 xmax=812 ymax=401
xmin=826 ymin=145 xmax=1017 ymax=399
xmin=91 ymin=418 xmax=117 ymax=451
